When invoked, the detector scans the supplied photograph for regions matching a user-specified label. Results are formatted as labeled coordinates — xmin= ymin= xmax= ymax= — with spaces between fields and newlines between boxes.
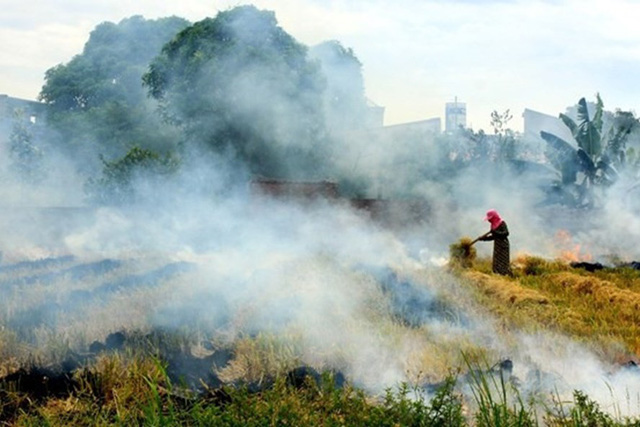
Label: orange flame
xmin=555 ymin=230 xmax=592 ymax=262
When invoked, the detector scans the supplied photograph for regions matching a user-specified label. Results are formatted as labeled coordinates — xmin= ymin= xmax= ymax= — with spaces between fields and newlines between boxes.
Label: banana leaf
xmin=592 ymin=93 xmax=604 ymax=133
xmin=540 ymin=131 xmax=576 ymax=158
xmin=576 ymin=97 xmax=590 ymax=123
xmin=597 ymin=158 xmax=619 ymax=183
xmin=576 ymin=148 xmax=596 ymax=177
xmin=540 ymin=131 xmax=580 ymax=184
xmin=559 ymin=113 xmax=578 ymax=137
xmin=576 ymin=98 xmax=602 ymax=157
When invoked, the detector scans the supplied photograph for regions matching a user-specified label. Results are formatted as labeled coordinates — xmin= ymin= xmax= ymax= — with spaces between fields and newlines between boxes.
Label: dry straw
xmin=449 ymin=237 xmax=477 ymax=268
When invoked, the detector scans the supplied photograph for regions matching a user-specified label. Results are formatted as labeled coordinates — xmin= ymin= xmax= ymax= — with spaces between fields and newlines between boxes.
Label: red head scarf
xmin=484 ymin=209 xmax=504 ymax=230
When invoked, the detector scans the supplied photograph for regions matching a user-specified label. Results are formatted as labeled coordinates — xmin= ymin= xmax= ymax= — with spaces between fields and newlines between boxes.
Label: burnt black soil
xmin=0 ymin=326 xmax=350 ymax=416
xmin=0 ymin=329 xmax=233 ymax=406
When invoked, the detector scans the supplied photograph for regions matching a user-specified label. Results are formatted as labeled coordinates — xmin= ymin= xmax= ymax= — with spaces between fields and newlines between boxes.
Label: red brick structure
xmin=349 ymin=198 xmax=430 ymax=227
xmin=249 ymin=179 xmax=340 ymax=202
xmin=249 ymin=179 xmax=430 ymax=229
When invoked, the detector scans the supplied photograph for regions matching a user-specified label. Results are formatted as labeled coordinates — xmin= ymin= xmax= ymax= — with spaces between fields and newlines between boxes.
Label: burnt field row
xmin=0 ymin=255 xmax=195 ymax=344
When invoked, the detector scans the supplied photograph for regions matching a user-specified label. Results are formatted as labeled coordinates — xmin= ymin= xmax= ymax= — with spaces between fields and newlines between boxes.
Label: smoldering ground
xmin=2 ymin=6 xmax=640 ymax=418
xmin=3 ymin=112 xmax=640 ymax=422
xmin=3 ymin=86 xmax=640 ymax=416
xmin=0 ymin=151 xmax=639 ymax=417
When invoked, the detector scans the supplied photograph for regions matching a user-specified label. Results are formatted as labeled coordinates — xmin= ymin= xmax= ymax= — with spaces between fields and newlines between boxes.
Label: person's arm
xmin=478 ymin=231 xmax=494 ymax=241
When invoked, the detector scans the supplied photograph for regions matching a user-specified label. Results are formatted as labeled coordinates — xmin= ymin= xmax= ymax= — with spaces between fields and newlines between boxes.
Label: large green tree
xmin=143 ymin=6 xmax=329 ymax=179
xmin=39 ymin=15 xmax=189 ymax=169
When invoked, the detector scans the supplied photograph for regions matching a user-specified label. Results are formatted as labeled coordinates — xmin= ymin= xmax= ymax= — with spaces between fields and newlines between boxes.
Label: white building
xmin=382 ymin=117 xmax=441 ymax=138
xmin=445 ymin=98 xmax=466 ymax=132
xmin=365 ymin=98 xmax=385 ymax=128
xmin=0 ymin=94 xmax=48 ymax=146
xmin=522 ymin=108 xmax=573 ymax=143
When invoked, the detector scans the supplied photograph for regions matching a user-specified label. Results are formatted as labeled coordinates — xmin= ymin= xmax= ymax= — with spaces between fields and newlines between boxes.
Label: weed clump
xmin=449 ymin=237 xmax=477 ymax=269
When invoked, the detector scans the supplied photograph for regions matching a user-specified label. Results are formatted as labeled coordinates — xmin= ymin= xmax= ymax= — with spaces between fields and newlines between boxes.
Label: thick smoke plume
xmin=1 ymin=5 xmax=640 ymax=420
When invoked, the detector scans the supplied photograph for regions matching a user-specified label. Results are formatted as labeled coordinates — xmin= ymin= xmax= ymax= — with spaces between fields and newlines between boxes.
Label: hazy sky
xmin=2 ymin=0 xmax=640 ymax=131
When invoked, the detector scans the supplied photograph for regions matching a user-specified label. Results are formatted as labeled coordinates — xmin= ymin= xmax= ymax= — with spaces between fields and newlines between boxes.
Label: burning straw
xmin=449 ymin=237 xmax=477 ymax=268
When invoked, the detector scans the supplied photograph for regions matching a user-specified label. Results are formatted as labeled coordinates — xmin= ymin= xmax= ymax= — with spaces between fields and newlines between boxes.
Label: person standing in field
xmin=477 ymin=209 xmax=512 ymax=276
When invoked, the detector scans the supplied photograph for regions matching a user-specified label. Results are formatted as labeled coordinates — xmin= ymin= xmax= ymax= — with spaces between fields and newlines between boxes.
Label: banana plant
xmin=540 ymin=94 xmax=636 ymax=208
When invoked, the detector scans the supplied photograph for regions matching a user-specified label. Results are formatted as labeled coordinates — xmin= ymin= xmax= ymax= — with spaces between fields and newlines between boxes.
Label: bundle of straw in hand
xmin=449 ymin=237 xmax=477 ymax=268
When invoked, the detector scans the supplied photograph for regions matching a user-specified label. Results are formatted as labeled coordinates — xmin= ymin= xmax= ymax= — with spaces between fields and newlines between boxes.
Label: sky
xmin=2 ymin=0 xmax=640 ymax=131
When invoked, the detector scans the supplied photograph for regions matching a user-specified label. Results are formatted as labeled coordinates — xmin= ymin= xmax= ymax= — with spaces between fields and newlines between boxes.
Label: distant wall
xmin=0 ymin=94 xmax=47 ymax=122
xmin=249 ymin=178 xmax=431 ymax=229
xmin=383 ymin=117 xmax=441 ymax=138
xmin=250 ymin=179 xmax=340 ymax=201
xmin=0 ymin=94 xmax=49 ymax=146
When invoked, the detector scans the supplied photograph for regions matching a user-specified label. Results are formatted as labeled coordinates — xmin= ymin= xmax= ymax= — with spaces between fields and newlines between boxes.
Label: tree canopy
xmin=38 ymin=15 xmax=189 ymax=168
xmin=143 ymin=5 xmax=329 ymax=179
xmin=41 ymin=15 xmax=189 ymax=112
